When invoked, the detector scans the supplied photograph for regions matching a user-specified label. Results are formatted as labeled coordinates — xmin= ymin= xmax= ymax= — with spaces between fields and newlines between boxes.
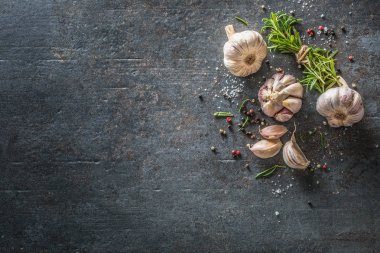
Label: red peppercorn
xmin=322 ymin=164 xmax=328 ymax=170
xmin=231 ymin=150 xmax=236 ymax=156
xmin=307 ymin=28 xmax=315 ymax=37
xmin=236 ymin=150 xmax=241 ymax=156
xmin=226 ymin=117 xmax=232 ymax=124
xmin=318 ymin=25 xmax=324 ymax=31
xmin=348 ymin=55 xmax=354 ymax=61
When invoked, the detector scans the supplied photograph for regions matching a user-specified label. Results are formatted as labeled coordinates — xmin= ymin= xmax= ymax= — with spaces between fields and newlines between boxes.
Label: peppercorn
xmin=265 ymin=59 xmax=270 ymax=65
xmin=249 ymin=108 xmax=255 ymax=115
xmin=322 ymin=164 xmax=328 ymax=170
xmin=348 ymin=55 xmax=354 ymax=62
xmin=307 ymin=201 xmax=313 ymax=208
xmin=236 ymin=150 xmax=241 ymax=156
xmin=210 ymin=146 xmax=216 ymax=152
xmin=198 ymin=95 xmax=203 ymax=100
xmin=241 ymin=117 xmax=245 ymax=122
xmin=306 ymin=28 xmax=315 ymax=37
xmin=318 ymin=25 xmax=324 ymax=31
xmin=290 ymin=10 xmax=295 ymax=16
xmin=231 ymin=150 xmax=236 ymax=156
xmin=226 ymin=117 xmax=232 ymax=124
xmin=341 ymin=26 xmax=346 ymax=32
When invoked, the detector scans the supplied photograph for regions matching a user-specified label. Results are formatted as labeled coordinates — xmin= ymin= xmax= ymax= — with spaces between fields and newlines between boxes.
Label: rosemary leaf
xmin=256 ymin=165 xmax=286 ymax=179
xmin=235 ymin=16 xmax=249 ymax=26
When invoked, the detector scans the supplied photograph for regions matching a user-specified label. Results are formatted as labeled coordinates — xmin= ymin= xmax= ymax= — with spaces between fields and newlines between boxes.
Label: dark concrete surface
xmin=0 ymin=0 xmax=379 ymax=252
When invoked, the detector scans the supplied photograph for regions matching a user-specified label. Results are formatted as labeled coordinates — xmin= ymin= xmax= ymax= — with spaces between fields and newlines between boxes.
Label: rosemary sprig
xmin=319 ymin=131 xmax=327 ymax=148
xmin=262 ymin=12 xmax=302 ymax=53
xmin=239 ymin=99 xmax=251 ymax=112
xmin=213 ymin=112 xmax=234 ymax=118
xmin=235 ymin=16 xmax=249 ymax=26
xmin=256 ymin=165 xmax=286 ymax=179
xmin=240 ymin=116 xmax=250 ymax=129
xmin=262 ymin=12 xmax=339 ymax=93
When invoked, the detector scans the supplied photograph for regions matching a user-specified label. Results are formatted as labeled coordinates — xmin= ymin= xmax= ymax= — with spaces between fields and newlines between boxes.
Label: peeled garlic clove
xmin=247 ymin=139 xmax=282 ymax=159
xmin=316 ymin=77 xmax=364 ymax=127
xmin=282 ymin=127 xmax=310 ymax=169
xmin=282 ymin=97 xmax=302 ymax=113
xmin=259 ymin=125 xmax=288 ymax=139
xmin=274 ymin=108 xmax=293 ymax=122
xmin=259 ymin=73 xmax=304 ymax=122
xmin=223 ymin=25 xmax=267 ymax=77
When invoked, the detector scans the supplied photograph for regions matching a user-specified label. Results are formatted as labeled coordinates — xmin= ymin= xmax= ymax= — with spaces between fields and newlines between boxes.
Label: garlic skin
xmin=258 ymin=73 xmax=304 ymax=122
xmin=223 ymin=25 xmax=267 ymax=77
xmin=247 ymin=139 xmax=282 ymax=159
xmin=259 ymin=125 xmax=288 ymax=140
xmin=316 ymin=77 xmax=364 ymax=127
xmin=282 ymin=127 xmax=310 ymax=169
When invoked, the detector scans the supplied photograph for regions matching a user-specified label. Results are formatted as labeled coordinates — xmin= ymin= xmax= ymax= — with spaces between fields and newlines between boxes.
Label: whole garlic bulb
xmin=258 ymin=73 xmax=304 ymax=122
xmin=223 ymin=25 xmax=267 ymax=77
xmin=316 ymin=77 xmax=364 ymax=127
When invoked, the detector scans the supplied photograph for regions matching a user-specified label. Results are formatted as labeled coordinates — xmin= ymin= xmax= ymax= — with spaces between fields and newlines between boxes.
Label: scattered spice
xmin=348 ymin=55 xmax=354 ymax=62
xmin=307 ymin=201 xmax=313 ymax=208
xmin=235 ymin=16 xmax=249 ymax=26
xmin=318 ymin=25 xmax=324 ymax=31
xmin=211 ymin=146 xmax=216 ymax=152
xmin=226 ymin=117 xmax=233 ymax=124
xmin=198 ymin=95 xmax=203 ymax=101
xmin=255 ymin=165 xmax=286 ymax=179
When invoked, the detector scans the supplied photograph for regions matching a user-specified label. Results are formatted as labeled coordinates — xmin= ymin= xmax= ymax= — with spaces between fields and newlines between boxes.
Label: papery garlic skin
xmin=282 ymin=127 xmax=310 ymax=169
xmin=259 ymin=125 xmax=288 ymax=140
xmin=223 ymin=25 xmax=267 ymax=77
xmin=247 ymin=139 xmax=282 ymax=159
xmin=316 ymin=77 xmax=364 ymax=127
xmin=258 ymin=73 xmax=304 ymax=122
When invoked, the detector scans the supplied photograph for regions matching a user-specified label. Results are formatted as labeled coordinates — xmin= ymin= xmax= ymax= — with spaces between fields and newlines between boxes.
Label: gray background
xmin=0 ymin=0 xmax=379 ymax=252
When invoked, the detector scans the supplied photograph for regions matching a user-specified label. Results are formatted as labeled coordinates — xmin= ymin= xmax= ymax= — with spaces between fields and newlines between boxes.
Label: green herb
xmin=240 ymin=116 xmax=250 ymax=129
xmin=235 ymin=16 xmax=249 ymax=26
xmin=319 ymin=131 xmax=327 ymax=148
xmin=213 ymin=112 xmax=234 ymax=118
xmin=239 ymin=99 xmax=251 ymax=112
xmin=262 ymin=12 xmax=339 ymax=93
xmin=256 ymin=165 xmax=286 ymax=179
xmin=262 ymin=12 xmax=302 ymax=53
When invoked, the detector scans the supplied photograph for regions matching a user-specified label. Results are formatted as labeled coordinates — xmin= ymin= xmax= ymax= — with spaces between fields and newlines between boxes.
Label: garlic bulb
xmin=247 ymin=139 xmax=282 ymax=159
xmin=259 ymin=125 xmax=288 ymax=140
xmin=282 ymin=126 xmax=310 ymax=169
xmin=223 ymin=25 xmax=267 ymax=77
xmin=316 ymin=77 xmax=364 ymax=127
xmin=258 ymin=73 xmax=304 ymax=122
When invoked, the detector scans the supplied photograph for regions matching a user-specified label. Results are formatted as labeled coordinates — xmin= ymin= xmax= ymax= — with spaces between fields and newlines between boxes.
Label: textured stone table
xmin=0 ymin=0 xmax=379 ymax=252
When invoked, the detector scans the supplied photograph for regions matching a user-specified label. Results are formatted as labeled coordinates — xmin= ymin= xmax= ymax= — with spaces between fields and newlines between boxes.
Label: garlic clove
xmin=223 ymin=26 xmax=267 ymax=77
xmin=278 ymin=82 xmax=304 ymax=98
xmin=262 ymin=100 xmax=283 ymax=117
xmin=282 ymin=127 xmax=310 ymax=169
xmin=259 ymin=125 xmax=288 ymax=139
xmin=273 ymin=74 xmax=296 ymax=91
xmin=274 ymin=108 xmax=293 ymax=122
xmin=282 ymin=97 xmax=302 ymax=113
xmin=247 ymin=139 xmax=283 ymax=159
